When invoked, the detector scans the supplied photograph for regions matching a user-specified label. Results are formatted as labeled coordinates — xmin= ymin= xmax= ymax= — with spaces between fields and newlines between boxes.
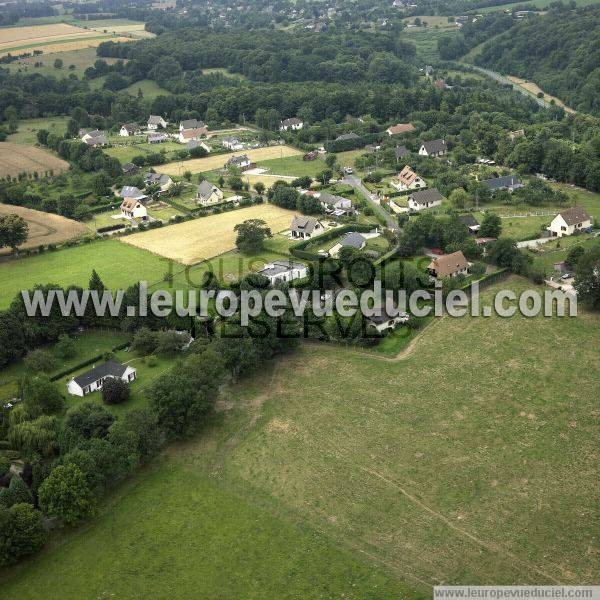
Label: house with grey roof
xmin=329 ymin=231 xmax=366 ymax=257
xmin=395 ymin=145 xmax=410 ymax=161
xmin=318 ymin=192 xmax=354 ymax=215
xmin=120 ymin=186 xmax=147 ymax=201
xmin=67 ymin=359 xmax=136 ymax=397
xmin=225 ymin=154 xmax=252 ymax=170
xmin=367 ymin=306 xmax=409 ymax=332
xmin=222 ymin=137 xmax=243 ymax=150
xmin=407 ymin=188 xmax=443 ymax=211
xmin=418 ymin=139 xmax=447 ymax=157
xmin=119 ymin=123 xmax=142 ymax=137
xmin=179 ymin=119 xmax=205 ymax=131
xmin=197 ymin=180 xmax=224 ymax=206
xmin=547 ymin=206 xmax=592 ymax=238
xmin=280 ymin=117 xmax=304 ymax=131
xmin=458 ymin=213 xmax=480 ymax=233
xmin=148 ymin=115 xmax=167 ymax=130
xmin=144 ymin=172 xmax=173 ymax=192
xmin=291 ymin=215 xmax=324 ymax=239
xmin=335 ymin=132 xmax=360 ymax=142
xmin=81 ymin=129 xmax=108 ymax=147
xmin=481 ymin=174 xmax=524 ymax=193
xmin=258 ymin=260 xmax=308 ymax=286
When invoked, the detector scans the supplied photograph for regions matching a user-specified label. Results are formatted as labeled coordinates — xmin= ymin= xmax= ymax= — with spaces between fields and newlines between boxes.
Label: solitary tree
xmin=0 ymin=214 xmax=28 ymax=253
xmin=234 ymin=219 xmax=272 ymax=254
xmin=479 ymin=212 xmax=502 ymax=238
xmin=102 ymin=377 xmax=130 ymax=405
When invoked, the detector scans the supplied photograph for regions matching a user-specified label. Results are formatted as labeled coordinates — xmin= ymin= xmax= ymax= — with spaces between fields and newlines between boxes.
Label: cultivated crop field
xmin=0 ymin=23 xmax=132 ymax=58
xmin=506 ymin=76 xmax=575 ymax=113
xmin=1 ymin=278 xmax=597 ymax=597
xmin=154 ymin=145 xmax=302 ymax=176
xmin=0 ymin=142 xmax=69 ymax=177
xmin=0 ymin=204 xmax=87 ymax=255
xmin=122 ymin=204 xmax=297 ymax=264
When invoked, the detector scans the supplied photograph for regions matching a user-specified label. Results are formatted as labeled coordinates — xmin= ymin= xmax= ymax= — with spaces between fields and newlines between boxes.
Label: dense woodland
xmin=474 ymin=5 xmax=600 ymax=115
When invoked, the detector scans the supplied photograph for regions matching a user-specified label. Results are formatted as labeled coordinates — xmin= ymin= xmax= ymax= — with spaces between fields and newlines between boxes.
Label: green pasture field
xmin=104 ymin=139 xmax=181 ymax=164
xmin=7 ymin=117 xmax=69 ymax=145
xmin=0 ymin=239 xmax=172 ymax=309
xmin=1 ymin=277 xmax=597 ymax=596
xmin=256 ymin=155 xmax=328 ymax=178
xmin=122 ymin=79 xmax=171 ymax=100
xmin=7 ymin=47 xmax=119 ymax=78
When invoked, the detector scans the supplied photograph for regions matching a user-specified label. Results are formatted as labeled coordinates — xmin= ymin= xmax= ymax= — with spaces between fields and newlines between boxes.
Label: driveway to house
xmin=341 ymin=175 xmax=398 ymax=230
xmin=516 ymin=237 xmax=553 ymax=249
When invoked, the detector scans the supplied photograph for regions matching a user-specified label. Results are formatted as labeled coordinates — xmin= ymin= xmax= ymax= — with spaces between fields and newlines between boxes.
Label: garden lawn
xmin=256 ymin=155 xmax=327 ymax=178
xmin=8 ymin=117 xmax=69 ymax=145
xmin=0 ymin=329 xmax=129 ymax=403
xmin=121 ymin=79 xmax=171 ymax=100
xmin=0 ymin=239 xmax=173 ymax=309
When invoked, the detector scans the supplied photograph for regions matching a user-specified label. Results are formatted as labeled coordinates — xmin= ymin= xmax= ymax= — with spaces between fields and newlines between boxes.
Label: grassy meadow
xmin=0 ymin=239 xmax=172 ymax=309
xmin=7 ymin=116 xmax=69 ymax=145
xmin=0 ymin=277 xmax=597 ymax=596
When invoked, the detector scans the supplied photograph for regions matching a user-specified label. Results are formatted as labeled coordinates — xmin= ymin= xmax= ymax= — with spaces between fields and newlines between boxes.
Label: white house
xmin=120 ymin=198 xmax=148 ymax=220
xmin=258 ymin=260 xmax=308 ymax=285
xmin=290 ymin=215 xmax=324 ymax=239
xmin=547 ymin=206 xmax=592 ymax=238
xmin=367 ymin=307 xmax=409 ymax=332
xmin=407 ymin=188 xmax=443 ymax=211
xmin=147 ymin=115 xmax=167 ymax=130
xmin=391 ymin=165 xmax=426 ymax=191
xmin=386 ymin=123 xmax=415 ymax=137
xmin=187 ymin=140 xmax=211 ymax=153
xmin=222 ymin=137 xmax=243 ymax=150
xmin=225 ymin=154 xmax=252 ymax=170
xmin=119 ymin=123 xmax=142 ymax=137
xmin=67 ymin=360 xmax=137 ymax=397
xmin=280 ymin=117 xmax=304 ymax=131
xmin=81 ymin=129 xmax=107 ymax=147
xmin=197 ymin=180 xmax=224 ymax=206
xmin=317 ymin=192 xmax=354 ymax=216
xmin=419 ymin=139 xmax=447 ymax=157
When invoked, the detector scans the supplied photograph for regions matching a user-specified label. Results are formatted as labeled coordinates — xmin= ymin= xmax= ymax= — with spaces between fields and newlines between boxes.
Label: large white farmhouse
xmin=547 ymin=206 xmax=592 ymax=238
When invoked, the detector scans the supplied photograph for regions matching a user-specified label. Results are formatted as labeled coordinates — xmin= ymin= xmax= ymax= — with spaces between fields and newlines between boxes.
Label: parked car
xmin=560 ymin=273 xmax=572 ymax=280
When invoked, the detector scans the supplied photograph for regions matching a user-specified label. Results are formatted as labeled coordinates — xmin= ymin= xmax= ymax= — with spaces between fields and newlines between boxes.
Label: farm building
xmin=258 ymin=260 xmax=308 ymax=285
xmin=407 ymin=188 xmax=443 ymax=211
xmin=178 ymin=127 xmax=209 ymax=144
xmin=222 ymin=137 xmax=243 ymax=150
xmin=225 ymin=154 xmax=252 ymax=170
xmin=419 ymin=139 xmax=447 ymax=157
xmin=187 ymin=140 xmax=211 ymax=153
xmin=67 ymin=360 xmax=137 ymax=397
xmin=547 ymin=206 xmax=592 ymax=238
xmin=147 ymin=133 xmax=169 ymax=144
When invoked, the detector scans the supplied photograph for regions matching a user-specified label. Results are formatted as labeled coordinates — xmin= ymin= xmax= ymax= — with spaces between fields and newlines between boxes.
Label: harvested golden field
xmin=0 ymin=203 xmax=88 ymax=254
xmin=154 ymin=146 xmax=302 ymax=176
xmin=0 ymin=142 xmax=69 ymax=177
xmin=507 ymin=76 xmax=576 ymax=113
xmin=122 ymin=204 xmax=296 ymax=264
xmin=0 ymin=23 xmax=133 ymax=57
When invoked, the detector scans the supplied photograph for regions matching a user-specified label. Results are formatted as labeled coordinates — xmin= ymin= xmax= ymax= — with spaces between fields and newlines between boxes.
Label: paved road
xmin=341 ymin=175 xmax=398 ymax=230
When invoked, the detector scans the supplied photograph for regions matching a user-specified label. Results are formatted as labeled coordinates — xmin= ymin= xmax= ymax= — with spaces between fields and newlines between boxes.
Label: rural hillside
xmin=473 ymin=5 xmax=600 ymax=115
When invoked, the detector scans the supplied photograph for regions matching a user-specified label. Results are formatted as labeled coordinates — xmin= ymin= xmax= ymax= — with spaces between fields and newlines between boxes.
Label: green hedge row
xmin=50 ymin=341 xmax=130 ymax=382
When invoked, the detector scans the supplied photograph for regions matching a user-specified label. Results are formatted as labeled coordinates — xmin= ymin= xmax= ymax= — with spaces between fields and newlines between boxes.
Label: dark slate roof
xmin=340 ymin=232 xmax=366 ymax=248
xmin=291 ymin=215 xmax=320 ymax=234
xmin=122 ymin=162 xmax=139 ymax=173
xmin=395 ymin=145 xmax=410 ymax=159
xmin=368 ymin=307 xmax=409 ymax=325
xmin=421 ymin=139 xmax=446 ymax=154
xmin=226 ymin=154 xmax=250 ymax=166
xmin=73 ymin=360 xmax=127 ymax=387
xmin=481 ymin=175 xmax=523 ymax=191
xmin=409 ymin=188 xmax=443 ymax=205
xmin=144 ymin=172 xmax=170 ymax=185
xmin=180 ymin=118 xmax=204 ymax=130
xmin=197 ymin=180 xmax=220 ymax=199
xmin=259 ymin=260 xmax=306 ymax=277
xmin=458 ymin=213 xmax=479 ymax=228
xmin=282 ymin=117 xmax=302 ymax=126
xmin=557 ymin=206 xmax=591 ymax=226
